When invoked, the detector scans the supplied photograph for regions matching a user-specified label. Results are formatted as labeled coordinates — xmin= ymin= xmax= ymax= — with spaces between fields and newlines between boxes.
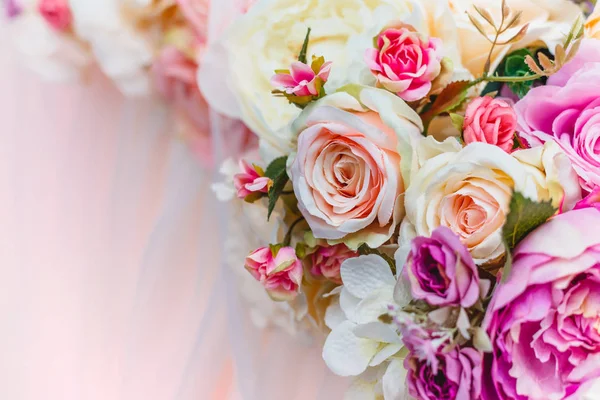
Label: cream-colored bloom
xmin=7 ymin=0 xmax=91 ymax=81
xmin=402 ymin=139 xmax=541 ymax=263
xmin=512 ymin=141 xmax=581 ymax=212
xmin=69 ymin=0 xmax=155 ymax=96
xmin=201 ymin=0 xmax=417 ymax=158
xmin=586 ymin=3 xmax=600 ymax=39
xmin=447 ymin=0 xmax=582 ymax=77
xmin=289 ymin=86 xmax=423 ymax=249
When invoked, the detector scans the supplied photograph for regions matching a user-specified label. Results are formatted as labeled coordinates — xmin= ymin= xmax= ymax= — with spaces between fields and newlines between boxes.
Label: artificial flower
xmin=575 ymin=186 xmax=600 ymax=211
xmin=175 ymin=0 xmax=209 ymax=39
xmin=585 ymin=2 xmax=600 ymax=40
xmin=365 ymin=26 xmax=444 ymax=102
xmin=7 ymin=1 xmax=90 ymax=81
xmin=512 ymin=141 xmax=581 ymax=212
xmin=402 ymin=140 xmax=540 ymax=263
xmin=199 ymin=0 xmax=416 ymax=158
xmin=4 ymin=0 xmax=21 ymax=17
xmin=37 ymin=0 xmax=72 ymax=31
xmin=405 ymin=226 xmax=480 ymax=308
xmin=69 ymin=0 xmax=154 ymax=95
xmin=289 ymin=86 xmax=422 ymax=248
xmin=463 ymin=96 xmax=517 ymax=153
xmin=483 ymin=208 xmax=600 ymax=400
xmin=447 ymin=0 xmax=583 ymax=77
xmin=405 ymin=344 xmax=482 ymax=400
xmin=245 ymin=246 xmax=303 ymax=301
xmin=322 ymin=255 xmax=402 ymax=377
xmin=310 ymin=244 xmax=357 ymax=284
xmin=516 ymin=38 xmax=600 ymax=191
xmin=233 ymin=159 xmax=270 ymax=199
xmin=270 ymin=57 xmax=332 ymax=99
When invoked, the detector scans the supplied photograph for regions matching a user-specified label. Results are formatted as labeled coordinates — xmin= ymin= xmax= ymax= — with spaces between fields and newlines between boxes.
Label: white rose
xmin=6 ymin=1 xmax=91 ymax=81
xmin=69 ymin=0 xmax=154 ymax=96
xmin=447 ymin=0 xmax=583 ymax=77
xmin=402 ymin=140 xmax=541 ymax=263
xmin=200 ymin=0 xmax=416 ymax=159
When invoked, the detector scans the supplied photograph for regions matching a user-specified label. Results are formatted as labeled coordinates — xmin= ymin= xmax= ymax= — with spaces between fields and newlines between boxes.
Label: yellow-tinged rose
xmin=586 ymin=3 xmax=600 ymax=39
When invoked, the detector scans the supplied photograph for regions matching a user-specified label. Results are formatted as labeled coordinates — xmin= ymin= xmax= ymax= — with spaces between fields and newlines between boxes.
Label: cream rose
xmin=586 ymin=3 xmax=600 ymax=39
xmin=289 ymin=86 xmax=423 ymax=249
xmin=200 ymin=0 xmax=416 ymax=159
xmin=402 ymin=139 xmax=541 ymax=263
xmin=447 ymin=0 xmax=583 ymax=77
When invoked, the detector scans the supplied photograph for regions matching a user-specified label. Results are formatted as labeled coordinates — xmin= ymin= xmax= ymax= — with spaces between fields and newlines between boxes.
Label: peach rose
xmin=586 ymin=2 xmax=600 ymax=40
xmin=289 ymin=86 xmax=423 ymax=248
xmin=463 ymin=96 xmax=517 ymax=153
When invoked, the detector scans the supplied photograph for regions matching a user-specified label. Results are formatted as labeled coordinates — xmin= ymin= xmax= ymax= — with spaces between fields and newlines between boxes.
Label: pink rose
xmin=5 ymin=0 xmax=21 ymax=18
xmin=575 ymin=186 xmax=600 ymax=212
xmin=288 ymin=88 xmax=422 ymax=245
xmin=463 ymin=96 xmax=517 ymax=153
xmin=176 ymin=0 xmax=256 ymax=38
xmin=516 ymin=38 xmax=600 ymax=191
xmin=404 ymin=330 xmax=482 ymax=400
xmin=38 ymin=0 xmax=72 ymax=31
xmin=270 ymin=60 xmax=332 ymax=97
xmin=310 ymin=244 xmax=358 ymax=284
xmin=482 ymin=208 xmax=600 ymax=400
xmin=245 ymin=246 xmax=303 ymax=301
xmin=405 ymin=227 xmax=480 ymax=308
xmin=151 ymin=46 xmax=255 ymax=166
xmin=233 ymin=160 xmax=270 ymax=199
xmin=365 ymin=27 xmax=443 ymax=102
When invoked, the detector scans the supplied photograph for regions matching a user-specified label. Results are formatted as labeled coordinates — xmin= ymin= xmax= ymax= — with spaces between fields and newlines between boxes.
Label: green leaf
xmin=311 ymin=55 xmax=325 ymax=75
xmin=267 ymin=174 xmax=289 ymax=220
xmin=298 ymin=27 xmax=311 ymax=64
xmin=502 ymin=192 xmax=556 ymax=252
xmin=358 ymin=244 xmax=396 ymax=274
xmin=420 ymin=80 xmax=471 ymax=131
xmin=264 ymin=156 xmax=288 ymax=180
xmin=449 ymin=113 xmax=465 ymax=134
xmin=264 ymin=156 xmax=290 ymax=220
xmin=500 ymin=238 xmax=513 ymax=283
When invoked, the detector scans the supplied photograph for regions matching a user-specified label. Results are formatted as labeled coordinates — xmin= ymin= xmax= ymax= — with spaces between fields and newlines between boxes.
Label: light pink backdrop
xmin=0 ymin=30 xmax=347 ymax=400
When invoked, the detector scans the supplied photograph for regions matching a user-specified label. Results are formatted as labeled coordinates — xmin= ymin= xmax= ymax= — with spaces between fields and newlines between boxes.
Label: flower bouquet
xmin=213 ymin=0 xmax=600 ymax=398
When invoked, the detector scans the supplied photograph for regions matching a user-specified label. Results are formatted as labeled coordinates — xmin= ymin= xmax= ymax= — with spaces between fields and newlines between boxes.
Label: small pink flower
xmin=270 ymin=59 xmax=332 ymax=97
xmin=245 ymin=246 xmax=303 ymax=301
xmin=310 ymin=244 xmax=358 ymax=284
xmin=38 ymin=0 xmax=72 ymax=32
xmin=463 ymin=96 xmax=517 ymax=153
xmin=365 ymin=27 xmax=443 ymax=102
xmin=233 ymin=160 xmax=270 ymax=199
xmin=5 ymin=0 xmax=21 ymax=18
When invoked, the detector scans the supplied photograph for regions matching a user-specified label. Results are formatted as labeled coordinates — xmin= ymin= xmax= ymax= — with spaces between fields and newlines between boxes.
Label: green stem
xmin=280 ymin=190 xmax=294 ymax=195
xmin=283 ymin=217 xmax=304 ymax=247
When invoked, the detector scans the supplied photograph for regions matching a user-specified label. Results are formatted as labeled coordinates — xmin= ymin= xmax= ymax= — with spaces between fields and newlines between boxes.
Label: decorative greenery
xmin=500 ymin=192 xmax=556 ymax=281
xmin=421 ymin=80 xmax=471 ymax=132
xmin=264 ymin=156 xmax=290 ymax=220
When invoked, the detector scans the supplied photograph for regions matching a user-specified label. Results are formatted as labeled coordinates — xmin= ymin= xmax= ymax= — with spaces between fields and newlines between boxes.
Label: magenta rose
xmin=245 ymin=246 xmax=303 ymax=301
xmin=270 ymin=60 xmax=332 ymax=97
xmin=516 ymin=38 xmax=600 ymax=191
xmin=310 ymin=244 xmax=358 ymax=284
xmin=405 ymin=341 xmax=482 ymax=400
xmin=365 ymin=27 xmax=443 ymax=102
xmin=463 ymin=96 xmax=517 ymax=153
xmin=405 ymin=226 xmax=480 ymax=308
xmin=482 ymin=208 xmax=600 ymax=400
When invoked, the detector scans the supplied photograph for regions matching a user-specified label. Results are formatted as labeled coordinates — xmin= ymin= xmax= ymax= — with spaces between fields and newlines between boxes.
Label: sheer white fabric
xmin=205 ymin=1 xmax=348 ymax=398
xmin=0 ymin=30 xmax=235 ymax=399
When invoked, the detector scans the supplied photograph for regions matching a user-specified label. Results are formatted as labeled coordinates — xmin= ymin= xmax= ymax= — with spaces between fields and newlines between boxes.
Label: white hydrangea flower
xmin=69 ymin=0 xmax=154 ymax=96
xmin=323 ymin=255 xmax=403 ymax=376
xmin=6 ymin=0 xmax=91 ymax=81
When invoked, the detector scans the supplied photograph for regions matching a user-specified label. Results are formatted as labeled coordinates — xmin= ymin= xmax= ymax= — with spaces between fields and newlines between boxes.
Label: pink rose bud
xmin=310 ymin=244 xmax=358 ymax=284
xmin=245 ymin=246 xmax=303 ymax=301
xmin=365 ymin=27 xmax=444 ymax=102
xmin=270 ymin=58 xmax=332 ymax=97
xmin=463 ymin=96 xmax=517 ymax=153
xmin=38 ymin=0 xmax=72 ymax=32
xmin=233 ymin=160 xmax=271 ymax=200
